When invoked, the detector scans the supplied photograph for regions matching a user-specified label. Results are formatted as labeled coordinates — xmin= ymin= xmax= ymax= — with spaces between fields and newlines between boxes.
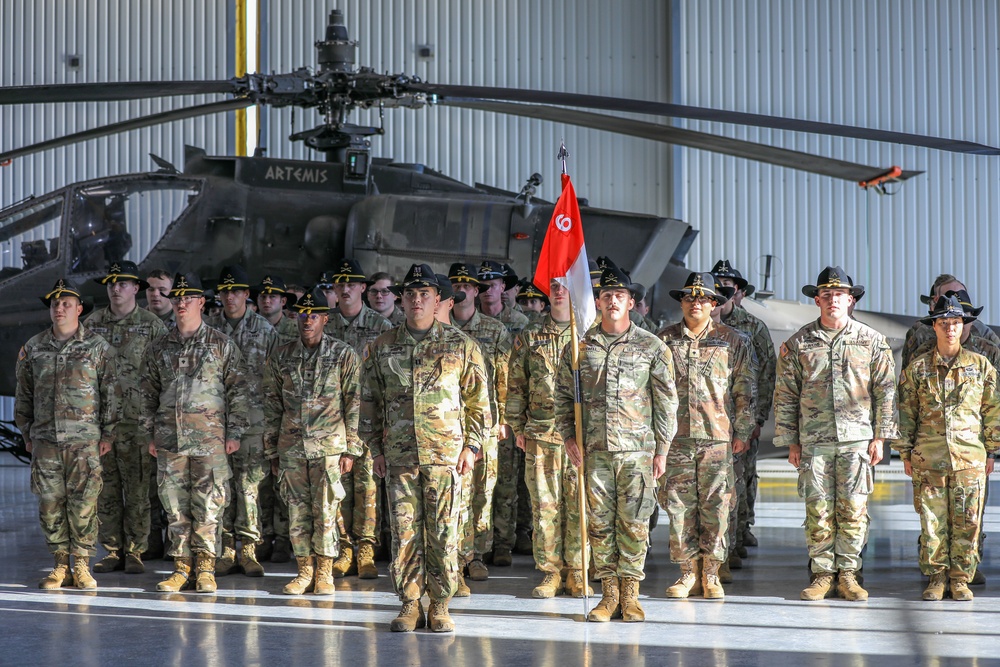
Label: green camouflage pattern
xmin=492 ymin=431 xmax=519 ymax=551
xmin=659 ymin=438 xmax=734 ymax=563
xmin=96 ymin=423 xmax=152 ymax=554
xmin=458 ymin=452 xmax=498 ymax=559
xmin=387 ymin=464 xmax=463 ymax=602
xmin=524 ymin=439 xmax=584 ymax=574
xmin=630 ymin=310 xmax=654 ymax=332
xmin=554 ymin=323 xmax=678 ymax=455
xmin=139 ymin=322 xmax=248 ymax=455
xmin=902 ymin=319 xmax=1000 ymax=370
xmin=587 ymin=451 xmax=657 ymax=580
xmin=896 ymin=347 xmax=1000 ymax=471
xmin=220 ymin=435 xmax=267 ymax=543
xmin=773 ymin=318 xmax=898 ymax=448
xmin=360 ymin=321 xmax=491 ymax=467
xmin=506 ymin=316 xmax=573 ymax=444
xmin=909 ymin=333 xmax=1000 ymax=371
xmin=911 ymin=466 xmax=985 ymax=580
xmin=272 ymin=314 xmax=300 ymax=345
xmin=384 ymin=307 xmax=406 ymax=327
xmin=30 ymin=441 xmax=103 ymax=557
xmin=797 ymin=440 xmax=873 ymax=573
xmin=324 ymin=304 xmax=393 ymax=353
xmin=452 ymin=309 xmax=512 ymax=428
xmin=156 ymin=448 xmax=231 ymax=556
xmin=723 ymin=304 xmax=777 ymax=424
xmin=495 ymin=303 xmax=530 ymax=337
xmin=657 ymin=320 xmax=757 ymax=442
xmin=278 ymin=454 xmax=346 ymax=558
xmin=16 ymin=326 xmax=120 ymax=448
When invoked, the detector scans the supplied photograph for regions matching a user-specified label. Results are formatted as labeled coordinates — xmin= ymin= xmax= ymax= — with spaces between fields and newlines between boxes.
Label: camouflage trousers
xmin=157 ymin=449 xmax=230 ymax=557
xmin=587 ymin=450 xmax=656 ymax=580
xmin=742 ymin=436 xmax=760 ymax=528
xmin=911 ymin=466 xmax=985 ymax=581
xmin=727 ymin=448 xmax=748 ymax=554
xmin=459 ymin=436 xmax=498 ymax=562
xmin=220 ymin=433 xmax=266 ymax=545
xmin=30 ymin=440 xmax=103 ymax=557
xmin=660 ymin=438 xmax=734 ymax=563
xmin=278 ymin=455 xmax=345 ymax=558
xmin=339 ymin=447 xmax=379 ymax=548
xmin=96 ymin=423 xmax=152 ymax=555
xmin=797 ymin=440 xmax=873 ymax=573
xmin=493 ymin=431 xmax=518 ymax=550
xmin=387 ymin=464 xmax=462 ymax=602
xmin=524 ymin=439 xmax=585 ymax=574
xmin=258 ymin=468 xmax=289 ymax=542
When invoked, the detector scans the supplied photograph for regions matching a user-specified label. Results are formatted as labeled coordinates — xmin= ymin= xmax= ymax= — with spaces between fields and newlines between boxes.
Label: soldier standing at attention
xmin=143 ymin=269 xmax=174 ymax=558
xmin=362 ymin=264 xmax=491 ymax=633
xmin=774 ymin=266 xmax=897 ymax=602
xmin=141 ymin=274 xmax=247 ymax=593
xmin=325 ymin=258 xmax=393 ymax=580
xmin=368 ymin=271 xmax=406 ymax=326
xmin=902 ymin=275 xmax=1000 ymax=369
xmin=506 ymin=279 xmax=590 ymax=599
xmin=87 ymin=261 xmax=167 ymax=575
xmin=555 ymin=263 xmax=677 ymax=623
xmin=658 ymin=272 xmax=756 ymax=600
xmin=256 ymin=275 xmax=300 ymax=345
xmin=17 ymin=279 xmax=119 ymax=590
xmin=263 ymin=288 xmax=362 ymax=595
xmin=206 ymin=265 xmax=277 ymax=579
xmin=145 ymin=269 xmax=175 ymax=327
xmin=895 ymin=294 xmax=1000 ymax=601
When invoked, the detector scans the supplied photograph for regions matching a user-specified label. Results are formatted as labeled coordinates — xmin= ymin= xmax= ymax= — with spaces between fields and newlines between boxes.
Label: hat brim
xmin=668 ymin=288 xmax=728 ymax=306
xmin=743 ymin=284 xmax=756 ymax=298
xmin=256 ymin=288 xmax=298 ymax=309
xmin=392 ymin=281 xmax=440 ymax=296
xmin=920 ymin=294 xmax=933 ymax=305
xmin=919 ymin=313 xmax=977 ymax=326
xmin=802 ymin=285 xmax=865 ymax=299
xmin=595 ymin=285 xmax=643 ymax=301
xmin=94 ymin=275 xmax=150 ymax=291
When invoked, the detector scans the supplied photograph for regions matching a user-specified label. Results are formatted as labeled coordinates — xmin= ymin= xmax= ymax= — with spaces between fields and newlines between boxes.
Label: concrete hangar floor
xmin=0 ymin=460 xmax=996 ymax=667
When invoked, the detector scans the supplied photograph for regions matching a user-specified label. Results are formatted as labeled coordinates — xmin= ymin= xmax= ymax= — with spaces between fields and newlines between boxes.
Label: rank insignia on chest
xmin=304 ymin=370 xmax=315 ymax=382
xmin=178 ymin=357 xmax=190 ymax=369
xmin=112 ymin=333 xmax=122 ymax=346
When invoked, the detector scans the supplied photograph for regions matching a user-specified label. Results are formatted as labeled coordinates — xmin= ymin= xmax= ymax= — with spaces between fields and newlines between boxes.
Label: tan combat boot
xmin=837 ymin=570 xmax=868 ymax=601
xmin=801 ymin=572 xmax=836 ymax=600
xmin=390 ymin=599 xmax=425 ymax=632
xmin=493 ymin=546 xmax=513 ymax=567
xmin=467 ymin=558 xmax=489 ymax=581
xmin=71 ymin=556 xmax=97 ymax=589
xmin=665 ymin=559 xmax=703 ymax=598
xmin=587 ymin=577 xmax=621 ymax=622
xmin=951 ymin=577 xmax=974 ymax=601
xmin=239 ymin=543 xmax=265 ymax=577
xmin=314 ymin=555 xmax=335 ymax=595
xmin=39 ymin=552 xmax=72 ymax=590
xmin=283 ymin=556 xmax=315 ymax=595
xmin=564 ymin=570 xmax=593 ymax=598
xmin=455 ymin=577 xmax=471 ymax=597
xmin=719 ymin=559 xmax=733 ymax=584
xmin=619 ymin=577 xmax=645 ymax=622
xmin=428 ymin=598 xmax=455 ymax=632
xmin=702 ymin=558 xmax=725 ymax=599
xmin=124 ymin=552 xmax=144 ymax=574
xmin=923 ymin=572 xmax=947 ymax=601
xmin=93 ymin=550 xmax=123 ymax=573
xmin=532 ymin=572 xmax=563 ymax=599
xmin=331 ymin=544 xmax=354 ymax=578
xmin=157 ymin=557 xmax=193 ymax=592
xmin=357 ymin=542 xmax=378 ymax=580
xmin=215 ymin=534 xmax=238 ymax=576
xmin=195 ymin=553 xmax=217 ymax=593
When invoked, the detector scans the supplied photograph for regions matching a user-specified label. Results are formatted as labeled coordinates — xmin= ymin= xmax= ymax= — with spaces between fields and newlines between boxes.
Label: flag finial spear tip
xmin=558 ymin=141 xmax=569 ymax=174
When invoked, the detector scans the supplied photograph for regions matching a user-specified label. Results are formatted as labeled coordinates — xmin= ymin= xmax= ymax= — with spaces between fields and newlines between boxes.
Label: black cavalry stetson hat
xmin=669 ymin=272 xmax=730 ymax=305
xmin=331 ymin=258 xmax=368 ymax=284
xmin=40 ymin=278 xmax=82 ymax=307
xmin=216 ymin=265 xmax=252 ymax=292
xmin=710 ymin=259 xmax=749 ymax=292
xmin=920 ymin=293 xmax=977 ymax=326
xmin=95 ymin=259 xmax=149 ymax=290
xmin=169 ymin=273 xmax=205 ymax=298
xmin=801 ymin=266 xmax=864 ymax=299
xmin=254 ymin=275 xmax=297 ymax=308
xmin=594 ymin=263 xmax=642 ymax=300
xmin=449 ymin=262 xmax=487 ymax=292
xmin=945 ymin=289 xmax=984 ymax=317
xmin=478 ymin=260 xmax=517 ymax=290
xmin=435 ymin=274 xmax=466 ymax=304
xmin=291 ymin=287 xmax=331 ymax=313
xmin=516 ymin=279 xmax=548 ymax=303
xmin=389 ymin=264 xmax=440 ymax=296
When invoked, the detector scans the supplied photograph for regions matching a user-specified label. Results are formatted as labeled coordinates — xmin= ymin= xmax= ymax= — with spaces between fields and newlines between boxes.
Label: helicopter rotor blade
xmin=0 ymin=99 xmax=251 ymax=163
xmin=0 ymin=80 xmax=240 ymax=104
xmin=440 ymin=99 xmax=924 ymax=184
xmin=416 ymin=83 xmax=1000 ymax=157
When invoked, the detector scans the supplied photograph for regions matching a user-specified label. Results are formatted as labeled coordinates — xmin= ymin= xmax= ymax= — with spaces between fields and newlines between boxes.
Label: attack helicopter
xmin=1 ymin=9 xmax=995 ymax=461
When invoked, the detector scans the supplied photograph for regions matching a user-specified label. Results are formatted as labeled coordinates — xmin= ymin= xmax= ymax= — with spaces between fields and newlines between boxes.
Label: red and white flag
xmin=533 ymin=173 xmax=596 ymax=338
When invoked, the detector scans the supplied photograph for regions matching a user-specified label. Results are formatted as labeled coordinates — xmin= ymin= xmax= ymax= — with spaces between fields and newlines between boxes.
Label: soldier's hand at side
xmin=903 ymin=459 xmax=912 ymax=477
xmin=498 ymin=424 xmax=510 ymax=439
xmin=788 ymin=444 xmax=801 ymax=467
xmin=987 ymin=458 xmax=995 ymax=476
xmin=515 ymin=434 xmax=525 ymax=451
xmin=732 ymin=438 xmax=748 ymax=455
xmin=148 ymin=442 xmax=157 ymax=458
xmin=565 ymin=437 xmax=582 ymax=469
xmin=456 ymin=447 xmax=476 ymax=475
xmin=751 ymin=424 xmax=762 ymax=441
xmin=24 ymin=439 xmax=32 ymax=454
xmin=99 ymin=439 xmax=112 ymax=456
xmin=270 ymin=458 xmax=279 ymax=475
xmin=653 ymin=454 xmax=666 ymax=480
xmin=868 ymin=438 xmax=884 ymax=466
xmin=373 ymin=454 xmax=386 ymax=478
xmin=225 ymin=439 xmax=240 ymax=455
xmin=340 ymin=454 xmax=354 ymax=475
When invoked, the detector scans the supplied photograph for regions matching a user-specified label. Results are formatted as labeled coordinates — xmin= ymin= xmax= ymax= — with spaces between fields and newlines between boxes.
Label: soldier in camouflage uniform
xmin=361 ymin=264 xmax=491 ymax=633
xmin=507 ymin=279 xmax=590 ymax=599
xmin=17 ymin=279 xmax=119 ymax=590
xmin=895 ymin=294 xmax=1000 ymax=601
xmin=515 ymin=279 xmax=549 ymax=327
xmin=774 ymin=266 xmax=897 ymax=602
xmin=713 ymin=260 xmax=776 ymax=556
xmin=658 ymin=272 xmax=756 ymax=600
xmin=256 ymin=275 xmax=300 ymax=345
xmin=368 ymin=272 xmax=406 ymax=326
xmin=324 ymin=259 xmax=393 ymax=579
xmin=448 ymin=262 xmax=512 ymax=582
xmin=142 ymin=273 xmax=248 ymax=593
xmin=263 ymin=288 xmax=362 ymax=595
xmin=145 ymin=269 xmax=175 ymax=327
xmin=555 ymin=264 xmax=677 ymax=623
xmin=206 ymin=265 xmax=277 ymax=578
xmin=87 ymin=261 xmax=167 ymax=575
xmin=144 ymin=269 xmax=174 ymax=558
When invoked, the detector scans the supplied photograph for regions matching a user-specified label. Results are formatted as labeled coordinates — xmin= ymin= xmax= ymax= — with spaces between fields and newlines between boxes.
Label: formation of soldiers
xmin=14 ymin=255 xmax=997 ymax=631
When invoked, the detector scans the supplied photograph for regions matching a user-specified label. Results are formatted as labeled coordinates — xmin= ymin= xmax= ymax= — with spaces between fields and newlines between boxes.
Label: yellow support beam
xmin=235 ymin=0 xmax=247 ymax=156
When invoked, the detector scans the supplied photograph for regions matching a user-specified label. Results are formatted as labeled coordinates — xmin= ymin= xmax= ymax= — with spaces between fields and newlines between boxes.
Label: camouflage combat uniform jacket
xmin=722 ymin=304 xmax=776 ymax=425
xmin=494 ymin=304 xmax=530 ymax=336
xmin=657 ymin=320 xmax=757 ymax=442
xmin=16 ymin=327 xmax=120 ymax=448
xmin=86 ymin=305 xmax=167 ymax=426
xmin=360 ymin=322 xmax=492 ymax=467
xmin=271 ymin=314 xmax=300 ymax=346
xmin=324 ymin=304 xmax=392 ymax=354
xmin=263 ymin=334 xmax=363 ymax=460
xmin=451 ymin=310 xmax=512 ymax=427
xmin=902 ymin=319 xmax=1000 ymax=369
xmin=773 ymin=318 xmax=898 ymax=448
xmin=910 ymin=334 xmax=1000 ymax=371
xmin=554 ymin=323 xmax=678 ymax=456
xmin=384 ymin=307 xmax=406 ymax=327
xmin=139 ymin=323 xmax=248 ymax=455
xmin=506 ymin=316 xmax=572 ymax=445
xmin=896 ymin=347 xmax=1000 ymax=471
